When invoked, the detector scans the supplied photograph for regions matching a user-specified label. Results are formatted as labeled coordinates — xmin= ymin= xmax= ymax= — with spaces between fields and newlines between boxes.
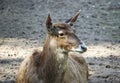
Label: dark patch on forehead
xmin=53 ymin=23 xmax=70 ymax=29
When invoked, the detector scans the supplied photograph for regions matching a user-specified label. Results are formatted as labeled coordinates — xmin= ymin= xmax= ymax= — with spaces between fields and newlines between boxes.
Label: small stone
xmin=8 ymin=54 xmax=10 ymax=56
xmin=14 ymin=54 xmax=16 ymax=56
xmin=94 ymin=38 xmax=99 ymax=41
xmin=91 ymin=14 xmax=97 ymax=18
xmin=106 ymin=65 xmax=111 ymax=68
xmin=89 ymin=62 xmax=95 ymax=65
xmin=22 ymin=32 xmax=25 ymax=34
xmin=99 ymin=63 xmax=104 ymax=66
xmin=96 ymin=24 xmax=99 ymax=26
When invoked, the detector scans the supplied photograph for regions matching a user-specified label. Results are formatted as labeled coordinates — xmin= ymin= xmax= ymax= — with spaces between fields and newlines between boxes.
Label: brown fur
xmin=16 ymin=12 xmax=88 ymax=83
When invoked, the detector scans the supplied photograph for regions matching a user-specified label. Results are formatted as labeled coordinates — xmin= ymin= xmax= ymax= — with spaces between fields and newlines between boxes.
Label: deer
xmin=16 ymin=11 xmax=88 ymax=83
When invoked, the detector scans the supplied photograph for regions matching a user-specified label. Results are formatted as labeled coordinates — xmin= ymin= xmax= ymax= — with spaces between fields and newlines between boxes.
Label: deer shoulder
xmin=64 ymin=52 xmax=88 ymax=83
xmin=17 ymin=48 xmax=43 ymax=83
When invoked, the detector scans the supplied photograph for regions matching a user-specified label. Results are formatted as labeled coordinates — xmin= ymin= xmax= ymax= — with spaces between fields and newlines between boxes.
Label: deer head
xmin=45 ymin=11 xmax=87 ymax=53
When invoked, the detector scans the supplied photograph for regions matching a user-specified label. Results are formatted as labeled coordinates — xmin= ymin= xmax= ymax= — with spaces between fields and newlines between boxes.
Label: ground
xmin=0 ymin=0 xmax=120 ymax=83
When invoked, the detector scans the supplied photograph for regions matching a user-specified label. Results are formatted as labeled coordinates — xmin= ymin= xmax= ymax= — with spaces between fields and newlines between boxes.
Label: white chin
xmin=70 ymin=45 xmax=87 ymax=53
xmin=70 ymin=48 xmax=85 ymax=53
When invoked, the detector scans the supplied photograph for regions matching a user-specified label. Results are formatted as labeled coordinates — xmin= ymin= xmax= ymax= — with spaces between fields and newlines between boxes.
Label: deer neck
xmin=42 ymin=35 xmax=68 ymax=61
xmin=41 ymin=35 xmax=68 ymax=83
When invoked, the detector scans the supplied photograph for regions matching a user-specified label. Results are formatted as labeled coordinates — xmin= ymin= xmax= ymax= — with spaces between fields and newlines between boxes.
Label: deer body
xmin=17 ymin=12 xmax=88 ymax=83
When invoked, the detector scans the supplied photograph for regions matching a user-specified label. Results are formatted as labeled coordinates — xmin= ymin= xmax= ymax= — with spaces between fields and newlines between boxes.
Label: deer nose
xmin=70 ymin=42 xmax=87 ymax=53
xmin=81 ymin=44 xmax=87 ymax=52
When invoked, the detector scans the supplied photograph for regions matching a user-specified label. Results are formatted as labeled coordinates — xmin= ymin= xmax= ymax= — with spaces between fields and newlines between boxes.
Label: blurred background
xmin=0 ymin=0 xmax=120 ymax=83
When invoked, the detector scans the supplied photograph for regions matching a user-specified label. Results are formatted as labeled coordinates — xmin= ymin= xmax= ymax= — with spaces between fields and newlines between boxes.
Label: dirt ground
xmin=0 ymin=0 xmax=120 ymax=83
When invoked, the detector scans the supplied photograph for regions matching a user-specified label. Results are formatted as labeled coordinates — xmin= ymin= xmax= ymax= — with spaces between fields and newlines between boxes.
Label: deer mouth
xmin=70 ymin=44 xmax=87 ymax=53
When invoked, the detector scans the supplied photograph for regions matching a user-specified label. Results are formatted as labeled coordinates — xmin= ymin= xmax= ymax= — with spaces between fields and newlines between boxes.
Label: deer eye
xmin=58 ymin=31 xmax=65 ymax=37
xmin=59 ymin=33 xmax=64 ymax=36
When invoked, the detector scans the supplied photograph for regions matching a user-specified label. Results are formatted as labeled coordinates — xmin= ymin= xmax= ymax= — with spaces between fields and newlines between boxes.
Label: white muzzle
xmin=71 ymin=43 xmax=87 ymax=53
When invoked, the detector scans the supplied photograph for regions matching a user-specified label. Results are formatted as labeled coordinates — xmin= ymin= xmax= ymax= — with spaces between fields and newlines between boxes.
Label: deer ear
xmin=46 ymin=14 xmax=58 ymax=35
xmin=46 ymin=14 xmax=52 ymax=29
xmin=65 ymin=11 xmax=80 ymax=26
